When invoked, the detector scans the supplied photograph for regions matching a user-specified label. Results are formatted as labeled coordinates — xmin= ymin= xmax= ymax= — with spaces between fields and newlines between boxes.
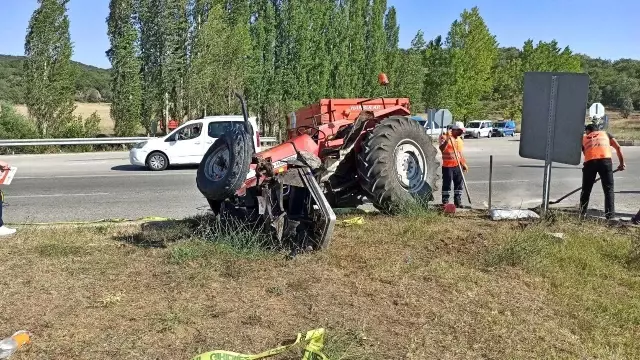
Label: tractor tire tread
xmin=357 ymin=116 xmax=440 ymax=212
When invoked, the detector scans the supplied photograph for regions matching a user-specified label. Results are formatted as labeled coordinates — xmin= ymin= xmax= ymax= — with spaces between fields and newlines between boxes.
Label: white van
xmin=129 ymin=115 xmax=261 ymax=171
xmin=465 ymin=120 xmax=493 ymax=138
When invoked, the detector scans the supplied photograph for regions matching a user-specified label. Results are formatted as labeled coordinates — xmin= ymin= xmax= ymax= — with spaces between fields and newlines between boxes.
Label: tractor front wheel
xmin=357 ymin=116 xmax=440 ymax=213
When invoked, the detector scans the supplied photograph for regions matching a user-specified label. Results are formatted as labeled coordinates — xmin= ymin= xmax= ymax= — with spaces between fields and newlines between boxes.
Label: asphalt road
xmin=3 ymin=135 xmax=640 ymax=223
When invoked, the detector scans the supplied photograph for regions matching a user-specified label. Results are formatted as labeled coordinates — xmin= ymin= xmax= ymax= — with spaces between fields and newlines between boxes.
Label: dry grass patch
xmin=595 ymin=109 xmax=640 ymax=140
xmin=1 ymin=212 xmax=639 ymax=359
xmin=14 ymin=102 xmax=114 ymax=134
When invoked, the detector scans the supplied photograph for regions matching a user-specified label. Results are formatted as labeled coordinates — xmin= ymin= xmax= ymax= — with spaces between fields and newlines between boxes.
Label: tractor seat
xmin=319 ymin=147 xmax=341 ymax=159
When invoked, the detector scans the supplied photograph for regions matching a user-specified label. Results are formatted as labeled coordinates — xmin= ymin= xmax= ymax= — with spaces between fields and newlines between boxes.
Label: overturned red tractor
xmin=196 ymin=91 xmax=440 ymax=253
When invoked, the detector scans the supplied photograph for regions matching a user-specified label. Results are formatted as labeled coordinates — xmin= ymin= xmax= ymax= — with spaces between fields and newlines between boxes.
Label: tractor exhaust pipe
xmin=234 ymin=92 xmax=255 ymax=153
xmin=235 ymin=92 xmax=251 ymax=134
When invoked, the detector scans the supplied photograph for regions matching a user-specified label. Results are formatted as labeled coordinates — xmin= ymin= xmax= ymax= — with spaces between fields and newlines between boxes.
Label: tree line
xmin=5 ymin=0 xmax=640 ymax=139
xmin=0 ymin=55 xmax=111 ymax=104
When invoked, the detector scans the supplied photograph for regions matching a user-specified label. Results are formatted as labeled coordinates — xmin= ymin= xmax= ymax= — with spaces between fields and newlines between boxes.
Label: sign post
xmin=519 ymin=72 xmax=590 ymax=215
xmin=434 ymin=109 xmax=452 ymax=135
xmin=541 ymin=76 xmax=559 ymax=213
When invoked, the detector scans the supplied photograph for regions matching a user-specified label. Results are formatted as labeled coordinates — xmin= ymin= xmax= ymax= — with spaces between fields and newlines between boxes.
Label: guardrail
xmin=260 ymin=136 xmax=277 ymax=145
xmin=0 ymin=136 xmax=280 ymax=147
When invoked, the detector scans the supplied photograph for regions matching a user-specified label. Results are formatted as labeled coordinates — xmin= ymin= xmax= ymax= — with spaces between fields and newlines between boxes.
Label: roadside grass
xmin=1 ymin=212 xmax=639 ymax=359
xmin=608 ymin=112 xmax=640 ymax=140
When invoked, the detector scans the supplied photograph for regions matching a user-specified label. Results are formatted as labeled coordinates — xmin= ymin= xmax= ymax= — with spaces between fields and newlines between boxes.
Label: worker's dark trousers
xmin=579 ymin=158 xmax=615 ymax=219
xmin=442 ymin=166 xmax=463 ymax=207
xmin=0 ymin=190 xmax=4 ymax=227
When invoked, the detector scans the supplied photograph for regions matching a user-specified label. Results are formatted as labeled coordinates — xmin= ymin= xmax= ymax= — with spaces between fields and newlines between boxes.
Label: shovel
xmin=448 ymin=137 xmax=472 ymax=205
xmin=549 ymin=168 xmax=621 ymax=205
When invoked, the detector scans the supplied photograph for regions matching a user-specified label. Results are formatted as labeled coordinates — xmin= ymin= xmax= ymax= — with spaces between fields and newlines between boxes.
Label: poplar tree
xmin=327 ymin=1 xmax=350 ymax=98
xmin=383 ymin=6 xmax=399 ymax=94
xmin=248 ymin=0 xmax=278 ymax=133
xmin=24 ymin=0 xmax=76 ymax=137
xmin=107 ymin=0 xmax=142 ymax=136
xmin=396 ymin=31 xmax=426 ymax=111
xmin=224 ymin=0 xmax=251 ymax=113
xmin=422 ymin=35 xmax=450 ymax=110
xmin=137 ymin=0 xmax=163 ymax=132
xmin=364 ymin=0 xmax=386 ymax=96
xmin=189 ymin=4 xmax=228 ymax=116
xmin=164 ymin=0 xmax=190 ymax=121
xmin=347 ymin=0 xmax=368 ymax=96
xmin=444 ymin=7 xmax=498 ymax=120
xmin=306 ymin=0 xmax=333 ymax=103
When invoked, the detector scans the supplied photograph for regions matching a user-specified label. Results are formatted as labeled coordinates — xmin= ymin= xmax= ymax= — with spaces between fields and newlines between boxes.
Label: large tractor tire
xmin=357 ymin=116 xmax=440 ymax=213
xmin=196 ymin=128 xmax=253 ymax=201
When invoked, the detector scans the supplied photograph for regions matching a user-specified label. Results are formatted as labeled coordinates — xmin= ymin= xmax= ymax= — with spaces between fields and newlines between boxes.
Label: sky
xmin=0 ymin=0 xmax=638 ymax=69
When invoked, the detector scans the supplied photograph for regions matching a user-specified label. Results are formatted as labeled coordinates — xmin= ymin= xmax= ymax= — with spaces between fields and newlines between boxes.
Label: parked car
xmin=465 ymin=120 xmax=493 ymax=138
xmin=491 ymin=120 xmax=517 ymax=137
xmin=129 ymin=115 xmax=261 ymax=171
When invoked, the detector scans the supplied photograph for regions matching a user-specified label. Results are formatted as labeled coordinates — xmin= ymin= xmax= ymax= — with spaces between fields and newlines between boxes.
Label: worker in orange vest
xmin=580 ymin=124 xmax=626 ymax=220
xmin=439 ymin=123 xmax=468 ymax=208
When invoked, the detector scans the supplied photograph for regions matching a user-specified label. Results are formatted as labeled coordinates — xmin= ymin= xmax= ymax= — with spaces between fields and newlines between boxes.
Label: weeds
xmin=191 ymin=214 xmax=276 ymax=257
xmin=390 ymin=194 xmax=440 ymax=218
xmin=484 ymin=227 xmax=558 ymax=271
xmin=169 ymin=241 xmax=215 ymax=264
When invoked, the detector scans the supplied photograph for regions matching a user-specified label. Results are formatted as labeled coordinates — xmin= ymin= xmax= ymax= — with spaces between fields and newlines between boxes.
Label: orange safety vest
xmin=582 ymin=131 xmax=612 ymax=162
xmin=440 ymin=135 xmax=465 ymax=168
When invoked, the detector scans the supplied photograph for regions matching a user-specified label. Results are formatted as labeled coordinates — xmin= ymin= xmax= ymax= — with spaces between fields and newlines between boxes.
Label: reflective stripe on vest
xmin=583 ymin=131 xmax=612 ymax=161
xmin=441 ymin=137 xmax=463 ymax=167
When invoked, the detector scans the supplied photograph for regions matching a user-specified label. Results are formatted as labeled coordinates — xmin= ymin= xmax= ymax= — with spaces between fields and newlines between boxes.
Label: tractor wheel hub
xmin=394 ymin=140 xmax=426 ymax=193
xmin=204 ymin=145 xmax=231 ymax=181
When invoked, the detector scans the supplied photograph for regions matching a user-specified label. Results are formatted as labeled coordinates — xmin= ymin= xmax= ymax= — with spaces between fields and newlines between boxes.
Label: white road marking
xmin=17 ymin=172 xmax=195 ymax=180
xmin=9 ymin=192 xmax=110 ymax=198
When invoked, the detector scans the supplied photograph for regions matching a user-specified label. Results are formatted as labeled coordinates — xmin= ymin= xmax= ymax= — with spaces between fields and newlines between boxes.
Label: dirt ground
xmin=1 ymin=211 xmax=639 ymax=359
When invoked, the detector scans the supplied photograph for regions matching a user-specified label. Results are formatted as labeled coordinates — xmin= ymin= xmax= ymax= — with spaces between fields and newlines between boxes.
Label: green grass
xmin=485 ymin=223 xmax=640 ymax=357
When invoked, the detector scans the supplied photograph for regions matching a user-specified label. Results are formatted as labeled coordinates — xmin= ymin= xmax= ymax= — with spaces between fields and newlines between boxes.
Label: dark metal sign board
xmin=519 ymin=72 xmax=590 ymax=166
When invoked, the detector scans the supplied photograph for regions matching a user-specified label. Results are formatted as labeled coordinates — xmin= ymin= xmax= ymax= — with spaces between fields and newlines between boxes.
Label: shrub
xmin=621 ymin=97 xmax=634 ymax=119
xmin=86 ymin=88 xmax=102 ymax=103
xmin=57 ymin=112 xmax=101 ymax=138
xmin=0 ymin=102 xmax=39 ymax=139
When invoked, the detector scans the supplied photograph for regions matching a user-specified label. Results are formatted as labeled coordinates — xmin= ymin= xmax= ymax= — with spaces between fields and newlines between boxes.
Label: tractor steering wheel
xmin=296 ymin=126 xmax=327 ymax=140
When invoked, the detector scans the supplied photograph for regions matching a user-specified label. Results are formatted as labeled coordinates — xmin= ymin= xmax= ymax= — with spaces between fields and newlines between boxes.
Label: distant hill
xmin=0 ymin=54 xmax=111 ymax=104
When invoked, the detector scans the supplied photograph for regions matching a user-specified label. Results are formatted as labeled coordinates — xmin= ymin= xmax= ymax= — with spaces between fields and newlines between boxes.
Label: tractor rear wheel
xmin=357 ymin=116 xmax=440 ymax=213
xmin=196 ymin=128 xmax=253 ymax=202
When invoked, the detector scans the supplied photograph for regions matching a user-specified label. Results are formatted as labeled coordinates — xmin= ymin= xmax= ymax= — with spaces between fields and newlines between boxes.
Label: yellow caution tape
xmin=6 ymin=216 xmax=173 ymax=226
xmin=191 ymin=328 xmax=328 ymax=360
xmin=340 ymin=216 xmax=364 ymax=227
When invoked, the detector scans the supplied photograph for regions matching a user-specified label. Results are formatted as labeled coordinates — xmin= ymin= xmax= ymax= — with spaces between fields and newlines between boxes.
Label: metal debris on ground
xmin=339 ymin=216 xmax=365 ymax=226
xmin=190 ymin=328 xmax=328 ymax=360
xmin=490 ymin=209 xmax=540 ymax=221
xmin=547 ymin=232 xmax=565 ymax=240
